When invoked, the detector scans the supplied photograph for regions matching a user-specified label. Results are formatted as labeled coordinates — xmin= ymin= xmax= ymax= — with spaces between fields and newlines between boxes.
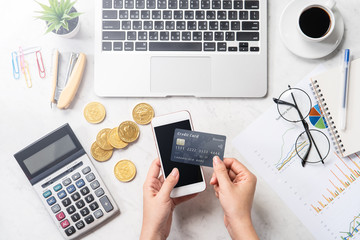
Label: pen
xmin=340 ymin=49 xmax=350 ymax=130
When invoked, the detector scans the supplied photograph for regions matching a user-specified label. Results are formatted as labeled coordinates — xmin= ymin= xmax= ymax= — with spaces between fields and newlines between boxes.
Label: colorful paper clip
xmin=11 ymin=51 xmax=20 ymax=79
xmin=36 ymin=50 xmax=46 ymax=78
xmin=19 ymin=47 xmax=32 ymax=88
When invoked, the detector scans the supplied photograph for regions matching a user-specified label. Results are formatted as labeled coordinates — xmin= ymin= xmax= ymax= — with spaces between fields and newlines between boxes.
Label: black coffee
xmin=299 ymin=7 xmax=331 ymax=38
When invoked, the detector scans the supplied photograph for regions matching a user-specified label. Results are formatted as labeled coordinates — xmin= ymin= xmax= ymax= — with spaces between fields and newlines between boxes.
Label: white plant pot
xmin=50 ymin=7 xmax=80 ymax=39
xmin=57 ymin=21 xmax=80 ymax=38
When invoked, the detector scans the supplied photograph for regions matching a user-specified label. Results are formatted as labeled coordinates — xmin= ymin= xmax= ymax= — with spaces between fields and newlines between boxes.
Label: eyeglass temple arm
xmin=272 ymin=98 xmax=297 ymax=108
xmin=302 ymin=120 xmax=325 ymax=164
xmin=287 ymin=86 xmax=325 ymax=165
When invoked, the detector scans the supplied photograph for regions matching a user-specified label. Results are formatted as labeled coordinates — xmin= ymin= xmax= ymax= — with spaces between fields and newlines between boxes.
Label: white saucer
xmin=279 ymin=0 xmax=344 ymax=59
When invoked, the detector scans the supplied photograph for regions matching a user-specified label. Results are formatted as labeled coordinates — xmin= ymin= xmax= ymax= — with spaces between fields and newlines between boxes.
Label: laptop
xmin=94 ymin=0 xmax=267 ymax=97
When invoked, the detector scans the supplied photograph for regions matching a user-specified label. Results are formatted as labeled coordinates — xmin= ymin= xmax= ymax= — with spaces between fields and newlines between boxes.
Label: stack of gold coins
xmin=90 ymin=122 xmax=139 ymax=162
xmin=85 ymin=102 xmax=155 ymax=183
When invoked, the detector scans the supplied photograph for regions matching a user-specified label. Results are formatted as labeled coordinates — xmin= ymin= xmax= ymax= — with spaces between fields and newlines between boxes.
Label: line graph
xmin=340 ymin=214 xmax=360 ymax=240
xmin=275 ymin=141 xmax=308 ymax=171
xmin=275 ymin=127 xmax=302 ymax=171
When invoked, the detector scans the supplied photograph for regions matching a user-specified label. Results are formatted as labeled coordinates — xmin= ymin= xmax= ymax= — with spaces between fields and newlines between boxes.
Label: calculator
xmin=14 ymin=123 xmax=119 ymax=239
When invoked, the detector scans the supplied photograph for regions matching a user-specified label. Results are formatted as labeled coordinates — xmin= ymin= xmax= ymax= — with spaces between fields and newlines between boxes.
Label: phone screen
xmin=154 ymin=120 xmax=203 ymax=188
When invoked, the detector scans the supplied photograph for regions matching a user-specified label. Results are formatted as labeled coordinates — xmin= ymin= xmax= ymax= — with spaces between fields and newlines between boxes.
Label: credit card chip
xmin=176 ymin=138 xmax=185 ymax=146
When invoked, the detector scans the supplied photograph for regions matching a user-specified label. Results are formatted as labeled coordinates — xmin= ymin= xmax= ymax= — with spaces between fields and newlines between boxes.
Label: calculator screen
xmin=23 ymin=135 xmax=77 ymax=175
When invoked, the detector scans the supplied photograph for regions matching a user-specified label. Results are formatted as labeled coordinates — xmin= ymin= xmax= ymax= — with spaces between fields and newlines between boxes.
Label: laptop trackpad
xmin=150 ymin=57 xmax=211 ymax=95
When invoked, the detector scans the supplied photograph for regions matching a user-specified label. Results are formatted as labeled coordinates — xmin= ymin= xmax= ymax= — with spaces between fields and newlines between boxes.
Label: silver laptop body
xmin=95 ymin=0 xmax=267 ymax=97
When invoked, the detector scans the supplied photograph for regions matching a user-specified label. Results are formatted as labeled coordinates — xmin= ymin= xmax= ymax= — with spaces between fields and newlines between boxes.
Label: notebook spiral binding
xmin=309 ymin=80 xmax=346 ymax=155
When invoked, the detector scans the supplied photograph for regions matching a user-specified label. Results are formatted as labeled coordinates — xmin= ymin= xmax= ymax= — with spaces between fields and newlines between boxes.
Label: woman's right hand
xmin=210 ymin=156 xmax=259 ymax=240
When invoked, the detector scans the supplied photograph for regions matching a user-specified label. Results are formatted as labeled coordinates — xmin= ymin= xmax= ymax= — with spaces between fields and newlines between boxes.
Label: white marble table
xmin=1 ymin=0 xmax=359 ymax=239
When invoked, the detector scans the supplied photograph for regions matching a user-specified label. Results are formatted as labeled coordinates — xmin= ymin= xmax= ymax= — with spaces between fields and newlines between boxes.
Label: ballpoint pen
xmin=340 ymin=49 xmax=350 ymax=130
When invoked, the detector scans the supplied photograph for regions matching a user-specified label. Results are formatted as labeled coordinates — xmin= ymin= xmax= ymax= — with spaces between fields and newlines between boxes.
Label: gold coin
xmin=114 ymin=160 xmax=136 ymax=182
xmin=132 ymin=103 xmax=155 ymax=125
xmin=107 ymin=127 xmax=129 ymax=149
xmin=118 ymin=121 xmax=140 ymax=143
xmin=96 ymin=128 xmax=114 ymax=150
xmin=84 ymin=102 xmax=106 ymax=124
xmin=90 ymin=142 xmax=113 ymax=162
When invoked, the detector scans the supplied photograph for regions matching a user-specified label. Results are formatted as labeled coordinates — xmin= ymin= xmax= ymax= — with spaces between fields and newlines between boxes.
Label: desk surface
xmin=1 ymin=0 xmax=359 ymax=239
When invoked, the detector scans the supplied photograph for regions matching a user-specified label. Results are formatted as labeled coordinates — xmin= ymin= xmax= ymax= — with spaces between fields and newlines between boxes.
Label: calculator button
xmin=65 ymin=226 xmax=76 ymax=236
xmin=94 ymin=209 xmax=104 ymax=219
xmin=60 ymin=219 xmax=70 ymax=229
xmin=86 ymin=173 xmax=96 ymax=182
xmin=90 ymin=180 xmax=100 ymax=190
xmin=62 ymin=178 xmax=71 ymax=186
xmin=57 ymin=190 xmax=67 ymax=199
xmin=75 ymin=220 xmax=85 ymax=230
xmin=84 ymin=215 xmax=94 ymax=224
xmin=80 ymin=207 xmax=90 ymax=217
xmin=76 ymin=199 xmax=85 ymax=209
xmin=71 ymin=213 xmax=81 ymax=222
xmin=66 ymin=205 xmax=76 ymax=215
xmin=89 ymin=201 xmax=99 ymax=211
xmin=72 ymin=172 xmax=81 ymax=181
xmin=53 ymin=184 xmax=62 ymax=192
xmin=71 ymin=192 xmax=81 ymax=201
xmin=75 ymin=179 xmax=85 ymax=188
xmin=56 ymin=211 xmax=65 ymax=221
xmin=95 ymin=188 xmax=105 ymax=197
xmin=51 ymin=204 xmax=61 ymax=213
xmin=82 ymin=167 xmax=91 ymax=175
xmin=62 ymin=197 xmax=72 ymax=207
xmin=100 ymin=196 xmax=114 ymax=212
xmin=85 ymin=194 xmax=95 ymax=203
xmin=43 ymin=190 xmax=52 ymax=198
xmin=47 ymin=196 xmax=56 ymax=206
xmin=66 ymin=184 xmax=76 ymax=194
xmin=80 ymin=186 xmax=90 ymax=196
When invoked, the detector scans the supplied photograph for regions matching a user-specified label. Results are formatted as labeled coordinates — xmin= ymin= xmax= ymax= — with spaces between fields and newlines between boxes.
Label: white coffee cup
xmin=297 ymin=0 xmax=336 ymax=42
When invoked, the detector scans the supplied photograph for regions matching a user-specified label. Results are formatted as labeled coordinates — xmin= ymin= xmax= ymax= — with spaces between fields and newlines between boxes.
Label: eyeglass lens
xmin=277 ymin=88 xmax=312 ymax=123
xmin=295 ymin=129 xmax=330 ymax=163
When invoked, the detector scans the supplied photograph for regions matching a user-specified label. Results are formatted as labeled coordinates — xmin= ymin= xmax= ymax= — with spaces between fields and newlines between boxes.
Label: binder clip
xmin=51 ymin=50 xmax=86 ymax=109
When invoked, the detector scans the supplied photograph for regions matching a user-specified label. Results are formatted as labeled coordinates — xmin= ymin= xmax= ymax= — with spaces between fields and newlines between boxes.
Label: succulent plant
xmin=35 ymin=0 xmax=82 ymax=34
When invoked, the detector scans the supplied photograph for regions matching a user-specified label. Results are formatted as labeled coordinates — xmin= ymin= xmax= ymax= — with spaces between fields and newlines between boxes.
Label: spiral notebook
xmin=310 ymin=58 xmax=360 ymax=157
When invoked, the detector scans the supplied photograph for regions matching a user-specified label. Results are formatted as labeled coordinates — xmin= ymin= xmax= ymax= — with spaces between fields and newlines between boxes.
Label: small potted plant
xmin=35 ymin=0 xmax=82 ymax=38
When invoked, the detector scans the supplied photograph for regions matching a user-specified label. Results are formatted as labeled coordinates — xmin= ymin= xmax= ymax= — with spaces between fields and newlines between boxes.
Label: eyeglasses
xmin=273 ymin=85 xmax=330 ymax=167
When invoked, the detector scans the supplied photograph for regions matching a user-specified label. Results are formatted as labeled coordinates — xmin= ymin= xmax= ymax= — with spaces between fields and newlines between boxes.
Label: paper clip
xmin=11 ymin=51 xmax=20 ymax=79
xmin=19 ymin=47 xmax=25 ymax=70
xmin=36 ymin=50 xmax=46 ymax=78
xmin=23 ymin=61 xmax=32 ymax=88
xmin=19 ymin=47 xmax=32 ymax=88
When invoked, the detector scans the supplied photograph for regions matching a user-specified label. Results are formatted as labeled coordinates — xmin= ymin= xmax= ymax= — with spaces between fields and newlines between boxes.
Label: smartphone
xmin=151 ymin=110 xmax=206 ymax=198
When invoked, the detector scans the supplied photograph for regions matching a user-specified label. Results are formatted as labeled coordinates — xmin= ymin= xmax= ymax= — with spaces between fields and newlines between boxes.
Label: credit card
xmin=170 ymin=129 xmax=226 ymax=167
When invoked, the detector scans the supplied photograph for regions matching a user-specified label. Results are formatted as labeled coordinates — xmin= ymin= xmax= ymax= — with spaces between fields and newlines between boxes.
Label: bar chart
xmin=311 ymin=153 xmax=360 ymax=213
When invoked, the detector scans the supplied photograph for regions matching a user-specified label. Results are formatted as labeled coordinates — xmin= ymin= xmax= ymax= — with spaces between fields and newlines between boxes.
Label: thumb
xmin=213 ymin=156 xmax=231 ymax=188
xmin=159 ymin=168 xmax=179 ymax=198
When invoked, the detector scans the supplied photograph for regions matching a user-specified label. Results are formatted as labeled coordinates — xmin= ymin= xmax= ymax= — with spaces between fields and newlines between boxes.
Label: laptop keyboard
xmin=102 ymin=0 xmax=261 ymax=52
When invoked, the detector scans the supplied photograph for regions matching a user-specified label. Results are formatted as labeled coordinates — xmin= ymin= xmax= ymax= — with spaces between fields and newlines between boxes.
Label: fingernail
xmin=171 ymin=168 xmax=179 ymax=177
xmin=210 ymin=176 xmax=215 ymax=183
xmin=213 ymin=156 xmax=220 ymax=166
